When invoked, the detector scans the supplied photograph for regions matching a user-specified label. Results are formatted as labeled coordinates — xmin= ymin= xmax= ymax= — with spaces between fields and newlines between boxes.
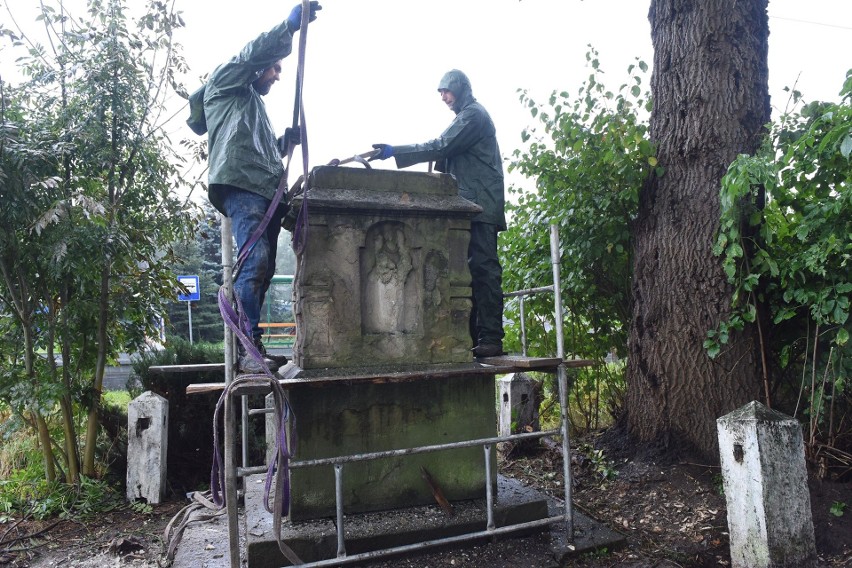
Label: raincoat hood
xmin=437 ymin=69 xmax=474 ymax=114
xmin=392 ymin=68 xmax=505 ymax=229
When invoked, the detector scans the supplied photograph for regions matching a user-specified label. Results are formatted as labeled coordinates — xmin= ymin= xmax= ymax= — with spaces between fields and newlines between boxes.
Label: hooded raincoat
xmin=392 ymin=70 xmax=506 ymax=348
xmin=200 ymin=19 xmax=296 ymax=213
xmin=392 ymin=70 xmax=506 ymax=230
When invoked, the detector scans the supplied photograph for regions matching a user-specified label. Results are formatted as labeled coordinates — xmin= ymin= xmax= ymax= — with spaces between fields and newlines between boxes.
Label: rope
xmin=290 ymin=0 xmax=311 ymax=257
xmin=209 ymin=375 xmax=302 ymax=564
xmin=162 ymin=491 xmax=225 ymax=563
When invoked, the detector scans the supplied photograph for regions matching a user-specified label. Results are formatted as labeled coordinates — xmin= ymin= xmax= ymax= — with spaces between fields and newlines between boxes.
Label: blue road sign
xmin=177 ymin=275 xmax=200 ymax=302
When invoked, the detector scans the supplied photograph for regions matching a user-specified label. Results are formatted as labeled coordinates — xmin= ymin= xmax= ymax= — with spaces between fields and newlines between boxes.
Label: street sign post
xmin=177 ymin=275 xmax=200 ymax=344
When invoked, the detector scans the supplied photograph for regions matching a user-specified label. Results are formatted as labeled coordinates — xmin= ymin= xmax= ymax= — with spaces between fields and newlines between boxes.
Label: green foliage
xmin=0 ymin=0 xmax=197 ymax=480
xmin=568 ymin=361 xmax=626 ymax=433
xmin=713 ymin=69 xmax=852 ymax=478
xmin=502 ymin=48 xmax=651 ymax=432
xmin=712 ymin=473 xmax=725 ymax=496
xmin=0 ymin=471 xmax=123 ymax=520
xmin=581 ymin=547 xmax=611 ymax=560
xmin=830 ymin=501 xmax=847 ymax=517
xmin=103 ymin=390 xmax=131 ymax=410
xmin=130 ymin=500 xmax=154 ymax=514
xmin=577 ymin=442 xmax=618 ymax=483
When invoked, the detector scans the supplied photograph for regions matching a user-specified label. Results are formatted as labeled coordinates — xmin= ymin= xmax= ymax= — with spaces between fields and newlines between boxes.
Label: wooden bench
xmin=260 ymin=322 xmax=296 ymax=346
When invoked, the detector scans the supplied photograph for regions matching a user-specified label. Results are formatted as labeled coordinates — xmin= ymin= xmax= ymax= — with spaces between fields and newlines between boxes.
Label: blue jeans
xmin=217 ymin=186 xmax=285 ymax=342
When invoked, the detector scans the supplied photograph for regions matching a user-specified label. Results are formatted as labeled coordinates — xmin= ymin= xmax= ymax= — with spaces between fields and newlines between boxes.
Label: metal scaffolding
xmin=217 ymin=223 xmax=579 ymax=567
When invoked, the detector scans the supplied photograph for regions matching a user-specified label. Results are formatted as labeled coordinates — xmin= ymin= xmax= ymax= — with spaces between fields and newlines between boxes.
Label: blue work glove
xmin=370 ymin=143 xmax=394 ymax=161
xmin=287 ymin=1 xmax=322 ymax=31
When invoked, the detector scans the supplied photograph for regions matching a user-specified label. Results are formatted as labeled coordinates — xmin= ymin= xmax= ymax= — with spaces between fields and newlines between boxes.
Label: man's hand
xmin=369 ymin=143 xmax=394 ymax=161
xmin=287 ymin=1 xmax=322 ymax=31
xmin=278 ymin=127 xmax=301 ymax=156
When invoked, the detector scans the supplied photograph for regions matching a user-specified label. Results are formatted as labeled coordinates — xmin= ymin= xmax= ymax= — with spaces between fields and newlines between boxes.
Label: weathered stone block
xmin=717 ymin=401 xmax=816 ymax=568
xmin=291 ymin=166 xmax=481 ymax=369
xmin=287 ymin=368 xmax=497 ymax=521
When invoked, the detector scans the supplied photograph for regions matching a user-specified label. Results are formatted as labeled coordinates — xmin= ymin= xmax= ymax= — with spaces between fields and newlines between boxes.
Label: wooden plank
xmin=476 ymin=355 xmax=562 ymax=369
xmin=184 ymin=358 xmax=597 ymax=396
xmin=564 ymin=358 xmax=597 ymax=368
xmin=475 ymin=355 xmax=595 ymax=369
xmin=186 ymin=363 xmax=498 ymax=395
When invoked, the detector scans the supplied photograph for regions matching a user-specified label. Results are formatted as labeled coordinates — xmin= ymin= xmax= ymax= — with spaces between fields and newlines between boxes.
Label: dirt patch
xmin=2 ymin=430 xmax=850 ymax=567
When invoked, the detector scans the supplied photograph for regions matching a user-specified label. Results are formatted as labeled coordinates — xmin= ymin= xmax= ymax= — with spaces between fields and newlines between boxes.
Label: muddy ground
xmin=2 ymin=428 xmax=850 ymax=567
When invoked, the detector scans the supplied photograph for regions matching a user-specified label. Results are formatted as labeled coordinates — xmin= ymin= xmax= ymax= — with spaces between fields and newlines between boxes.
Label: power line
xmin=769 ymin=14 xmax=852 ymax=31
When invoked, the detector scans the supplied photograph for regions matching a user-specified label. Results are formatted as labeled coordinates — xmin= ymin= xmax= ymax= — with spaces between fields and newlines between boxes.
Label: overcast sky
xmin=2 ymin=0 xmax=851 ymax=195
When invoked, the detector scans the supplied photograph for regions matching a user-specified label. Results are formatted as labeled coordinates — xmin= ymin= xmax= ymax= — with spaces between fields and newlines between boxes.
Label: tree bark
xmin=626 ymin=0 xmax=770 ymax=459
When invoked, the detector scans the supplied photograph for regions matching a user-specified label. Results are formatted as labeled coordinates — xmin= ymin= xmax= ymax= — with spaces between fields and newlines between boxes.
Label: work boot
xmin=472 ymin=342 xmax=504 ymax=358
xmin=237 ymin=340 xmax=286 ymax=374
xmin=238 ymin=352 xmax=269 ymax=374
xmin=255 ymin=338 xmax=288 ymax=367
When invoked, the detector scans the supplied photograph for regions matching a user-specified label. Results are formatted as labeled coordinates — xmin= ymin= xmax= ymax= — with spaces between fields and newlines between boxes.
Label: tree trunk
xmin=83 ymin=264 xmax=110 ymax=477
xmin=34 ymin=412 xmax=56 ymax=483
xmin=626 ymin=0 xmax=770 ymax=459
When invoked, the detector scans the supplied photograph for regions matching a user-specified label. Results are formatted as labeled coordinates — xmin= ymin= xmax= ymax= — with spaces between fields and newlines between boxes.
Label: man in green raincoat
xmin=371 ymin=69 xmax=506 ymax=357
xmin=187 ymin=2 xmax=321 ymax=373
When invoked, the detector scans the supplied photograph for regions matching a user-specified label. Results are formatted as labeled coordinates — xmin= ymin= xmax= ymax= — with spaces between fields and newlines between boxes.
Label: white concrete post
xmin=717 ymin=401 xmax=816 ymax=568
xmin=498 ymin=373 xmax=539 ymax=438
xmin=126 ymin=391 xmax=168 ymax=505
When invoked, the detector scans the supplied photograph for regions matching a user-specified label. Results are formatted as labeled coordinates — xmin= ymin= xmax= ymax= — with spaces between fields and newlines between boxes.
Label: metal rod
xmin=281 ymin=515 xmax=568 ymax=568
xmin=550 ymin=224 xmax=565 ymax=360
xmin=335 ymin=464 xmax=346 ymax=558
xmin=558 ymin=364 xmax=574 ymax=540
xmin=549 ymin=223 xmax=574 ymax=540
xmin=187 ymin=301 xmax=193 ymax=344
xmin=236 ymin=428 xmax=563 ymax=477
xmin=241 ymin=395 xmax=249 ymax=468
xmin=293 ymin=429 xmax=557 ymax=468
xmin=484 ymin=445 xmax=495 ymax=531
xmin=248 ymin=407 xmax=274 ymax=416
xmin=220 ymin=215 xmax=240 ymax=568
xmin=519 ymin=295 xmax=527 ymax=357
xmin=224 ymin=393 xmax=240 ymax=568
xmin=221 ymin=215 xmax=234 ymax=387
xmin=504 ymin=285 xmax=554 ymax=298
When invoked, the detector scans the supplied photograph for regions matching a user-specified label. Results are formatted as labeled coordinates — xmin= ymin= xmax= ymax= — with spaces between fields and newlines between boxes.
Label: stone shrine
xmin=282 ymin=166 xmax=495 ymax=521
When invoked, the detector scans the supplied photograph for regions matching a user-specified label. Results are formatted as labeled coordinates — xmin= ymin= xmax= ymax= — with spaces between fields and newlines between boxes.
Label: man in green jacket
xmin=196 ymin=2 xmax=320 ymax=373
xmin=371 ymin=69 xmax=506 ymax=357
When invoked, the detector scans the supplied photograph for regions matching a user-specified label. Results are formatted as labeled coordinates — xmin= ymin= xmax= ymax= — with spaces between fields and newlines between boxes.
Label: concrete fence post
xmin=716 ymin=401 xmax=816 ymax=568
xmin=126 ymin=391 xmax=168 ymax=504
xmin=498 ymin=373 xmax=539 ymax=438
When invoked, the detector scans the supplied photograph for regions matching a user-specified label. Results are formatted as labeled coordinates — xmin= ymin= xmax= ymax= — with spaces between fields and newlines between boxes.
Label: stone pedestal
xmin=286 ymin=367 xmax=496 ymax=521
xmin=291 ymin=166 xmax=481 ymax=370
xmin=126 ymin=391 xmax=168 ymax=504
xmin=278 ymin=167 xmax=496 ymax=521
xmin=717 ymin=401 xmax=816 ymax=568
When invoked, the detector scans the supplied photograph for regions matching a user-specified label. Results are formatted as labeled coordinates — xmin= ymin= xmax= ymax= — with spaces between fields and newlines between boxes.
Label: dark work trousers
xmin=468 ymin=222 xmax=504 ymax=347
